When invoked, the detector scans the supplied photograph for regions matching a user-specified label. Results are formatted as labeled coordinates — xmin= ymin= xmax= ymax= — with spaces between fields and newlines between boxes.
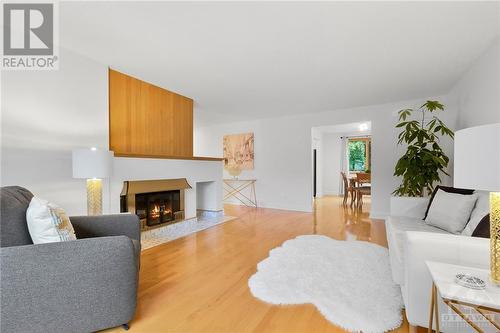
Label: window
xmin=348 ymin=137 xmax=371 ymax=172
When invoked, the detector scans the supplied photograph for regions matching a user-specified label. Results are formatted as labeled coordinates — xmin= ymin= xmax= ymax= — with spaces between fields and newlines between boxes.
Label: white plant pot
xmin=390 ymin=195 xmax=430 ymax=219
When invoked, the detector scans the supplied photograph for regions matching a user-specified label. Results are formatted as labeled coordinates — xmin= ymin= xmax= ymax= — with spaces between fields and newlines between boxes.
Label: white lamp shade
xmin=454 ymin=123 xmax=500 ymax=192
xmin=72 ymin=148 xmax=113 ymax=179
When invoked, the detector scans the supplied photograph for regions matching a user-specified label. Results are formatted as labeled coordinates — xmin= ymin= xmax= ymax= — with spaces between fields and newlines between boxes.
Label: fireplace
xmin=135 ymin=190 xmax=181 ymax=226
xmin=120 ymin=178 xmax=191 ymax=230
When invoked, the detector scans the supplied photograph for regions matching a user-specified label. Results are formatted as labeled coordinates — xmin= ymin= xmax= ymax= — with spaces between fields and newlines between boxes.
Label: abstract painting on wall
xmin=223 ymin=132 xmax=254 ymax=170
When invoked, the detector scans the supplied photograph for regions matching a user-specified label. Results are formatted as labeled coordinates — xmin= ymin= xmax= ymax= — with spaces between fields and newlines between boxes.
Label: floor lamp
xmin=454 ymin=123 xmax=500 ymax=283
xmin=72 ymin=148 xmax=113 ymax=215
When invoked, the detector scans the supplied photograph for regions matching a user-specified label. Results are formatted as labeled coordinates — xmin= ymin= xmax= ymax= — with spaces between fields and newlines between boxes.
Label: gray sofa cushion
xmin=1 ymin=236 xmax=138 ymax=332
xmin=1 ymin=186 xmax=34 ymax=247
xmin=131 ymin=239 xmax=141 ymax=269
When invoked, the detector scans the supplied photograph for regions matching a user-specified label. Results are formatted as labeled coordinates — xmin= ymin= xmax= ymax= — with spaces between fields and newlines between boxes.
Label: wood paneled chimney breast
xmin=109 ymin=69 xmax=194 ymax=158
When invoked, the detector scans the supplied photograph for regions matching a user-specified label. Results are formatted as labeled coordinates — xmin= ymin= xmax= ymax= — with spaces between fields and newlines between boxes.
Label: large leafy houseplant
xmin=393 ymin=100 xmax=454 ymax=197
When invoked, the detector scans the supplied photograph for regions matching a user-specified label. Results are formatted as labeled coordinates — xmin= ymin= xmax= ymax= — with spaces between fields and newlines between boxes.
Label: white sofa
xmin=386 ymin=195 xmax=490 ymax=332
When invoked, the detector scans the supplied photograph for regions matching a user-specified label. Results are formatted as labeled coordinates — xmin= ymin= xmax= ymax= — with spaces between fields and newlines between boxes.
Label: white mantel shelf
xmin=114 ymin=152 xmax=223 ymax=161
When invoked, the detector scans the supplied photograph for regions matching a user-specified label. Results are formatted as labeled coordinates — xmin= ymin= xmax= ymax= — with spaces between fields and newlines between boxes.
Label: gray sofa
xmin=0 ymin=186 xmax=141 ymax=333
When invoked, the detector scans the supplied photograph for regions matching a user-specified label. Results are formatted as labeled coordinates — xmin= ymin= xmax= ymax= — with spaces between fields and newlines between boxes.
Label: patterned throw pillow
xmin=26 ymin=197 xmax=77 ymax=244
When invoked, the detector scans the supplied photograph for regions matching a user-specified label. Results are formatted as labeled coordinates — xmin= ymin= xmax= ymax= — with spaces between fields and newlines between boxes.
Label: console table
xmin=223 ymin=179 xmax=257 ymax=207
xmin=426 ymin=261 xmax=500 ymax=333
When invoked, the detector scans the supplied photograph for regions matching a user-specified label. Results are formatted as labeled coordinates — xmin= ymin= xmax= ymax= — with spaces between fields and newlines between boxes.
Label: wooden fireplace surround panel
xmin=109 ymin=69 xmax=194 ymax=158
xmin=122 ymin=178 xmax=192 ymax=195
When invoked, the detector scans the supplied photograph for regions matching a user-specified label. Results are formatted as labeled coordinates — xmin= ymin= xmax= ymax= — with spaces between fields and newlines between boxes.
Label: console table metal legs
xmin=223 ymin=179 xmax=257 ymax=207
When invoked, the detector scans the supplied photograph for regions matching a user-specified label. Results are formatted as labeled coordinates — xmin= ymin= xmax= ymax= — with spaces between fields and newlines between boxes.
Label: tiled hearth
xmin=141 ymin=213 xmax=237 ymax=250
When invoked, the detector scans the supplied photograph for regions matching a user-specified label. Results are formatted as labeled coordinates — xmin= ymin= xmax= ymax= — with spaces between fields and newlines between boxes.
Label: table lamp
xmin=454 ymin=123 xmax=500 ymax=283
xmin=72 ymin=148 xmax=113 ymax=215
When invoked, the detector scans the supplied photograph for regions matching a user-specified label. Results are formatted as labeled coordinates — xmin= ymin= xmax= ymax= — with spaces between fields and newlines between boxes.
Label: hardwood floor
xmin=106 ymin=196 xmax=415 ymax=333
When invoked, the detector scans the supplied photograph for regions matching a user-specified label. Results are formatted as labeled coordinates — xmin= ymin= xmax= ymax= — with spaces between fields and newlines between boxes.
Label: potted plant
xmin=390 ymin=100 xmax=454 ymax=216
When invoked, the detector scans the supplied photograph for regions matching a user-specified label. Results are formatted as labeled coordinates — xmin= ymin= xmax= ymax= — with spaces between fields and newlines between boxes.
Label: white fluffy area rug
xmin=248 ymin=235 xmax=403 ymax=333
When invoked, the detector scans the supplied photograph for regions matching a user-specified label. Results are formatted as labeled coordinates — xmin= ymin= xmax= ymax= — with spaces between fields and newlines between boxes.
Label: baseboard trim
xmin=369 ymin=211 xmax=389 ymax=220
xmin=322 ymin=190 xmax=340 ymax=196
xmin=224 ymin=201 xmax=313 ymax=213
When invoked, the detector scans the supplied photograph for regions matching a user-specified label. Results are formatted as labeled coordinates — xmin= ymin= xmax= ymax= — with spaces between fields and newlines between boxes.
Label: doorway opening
xmin=313 ymin=149 xmax=317 ymax=198
xmin=311 ymin=122 xmax=372 ymax=210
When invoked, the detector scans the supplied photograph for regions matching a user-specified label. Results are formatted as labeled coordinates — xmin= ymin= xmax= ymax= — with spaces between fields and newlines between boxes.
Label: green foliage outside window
xmin=348 ymin=141 xmax=366 ymax=171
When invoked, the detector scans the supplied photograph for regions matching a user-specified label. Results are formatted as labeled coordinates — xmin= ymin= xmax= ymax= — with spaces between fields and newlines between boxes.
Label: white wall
xmin=196 ymin=181 xmax=220 ymax=211
xmin=1 ymin=48 xmax=109 ymax=215
xmin=450 ymin=38 xmax=500 ymax=129
xmin=320 ymin=133 xmax=341 ymax=196
xmin=1 ymin=48 xmax=223 ymax=216
xmin=195 ymin=95 xmax=458 ymax=217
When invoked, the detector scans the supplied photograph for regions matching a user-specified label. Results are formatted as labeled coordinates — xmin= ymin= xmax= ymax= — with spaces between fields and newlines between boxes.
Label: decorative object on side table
xmin=227 ymin=164 xmax=242 ymax=179
xmin=454 ymin=123 xmax=500 ymax=284
xmin=455 ymin=274 xmax=486 ymax=290
xmin=72 ymin=147 xmax=113 ymax=215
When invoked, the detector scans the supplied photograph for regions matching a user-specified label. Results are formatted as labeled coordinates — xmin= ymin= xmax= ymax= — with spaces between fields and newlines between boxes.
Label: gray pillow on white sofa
xmin=424 ymin=189 xmax=478 ymax=234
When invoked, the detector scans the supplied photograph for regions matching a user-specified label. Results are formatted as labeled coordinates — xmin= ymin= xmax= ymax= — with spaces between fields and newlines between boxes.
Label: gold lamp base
xmin=491 ymin=192 xmax=500 ymax=284
xmin=86 ymin=179 xmax=103 ymax=216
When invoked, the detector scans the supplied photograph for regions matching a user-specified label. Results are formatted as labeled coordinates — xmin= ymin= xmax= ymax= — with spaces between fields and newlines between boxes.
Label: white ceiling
xmin=60 ymin=1 xmax=500 ymax=124
xmin=314 ymin=122 xmax=372 ymax=135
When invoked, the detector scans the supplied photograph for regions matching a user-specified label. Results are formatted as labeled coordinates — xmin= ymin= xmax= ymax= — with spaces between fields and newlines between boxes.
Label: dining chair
xmin=354 ymin=172 xmax=371 ymax=208
xmin=341 ymin=172 xmax=356 ymax=206
xmin=356 ymin=172 xmax=371 ymax=185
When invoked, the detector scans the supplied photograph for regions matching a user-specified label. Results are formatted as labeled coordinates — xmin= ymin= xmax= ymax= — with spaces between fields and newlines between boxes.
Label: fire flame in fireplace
xmin=150 ymin=204 xmax=172 ymax=220
xmin=151 ymin=205 xmax=161 ymax=219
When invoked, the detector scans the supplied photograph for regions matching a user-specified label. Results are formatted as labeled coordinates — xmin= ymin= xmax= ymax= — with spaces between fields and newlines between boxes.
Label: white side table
xmin=426 ymin=261 xmax=500 ymax=333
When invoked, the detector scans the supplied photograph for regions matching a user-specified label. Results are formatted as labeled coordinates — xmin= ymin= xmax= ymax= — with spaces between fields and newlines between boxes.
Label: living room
xmin=1 ymin=1 xmax=499 ymax=333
